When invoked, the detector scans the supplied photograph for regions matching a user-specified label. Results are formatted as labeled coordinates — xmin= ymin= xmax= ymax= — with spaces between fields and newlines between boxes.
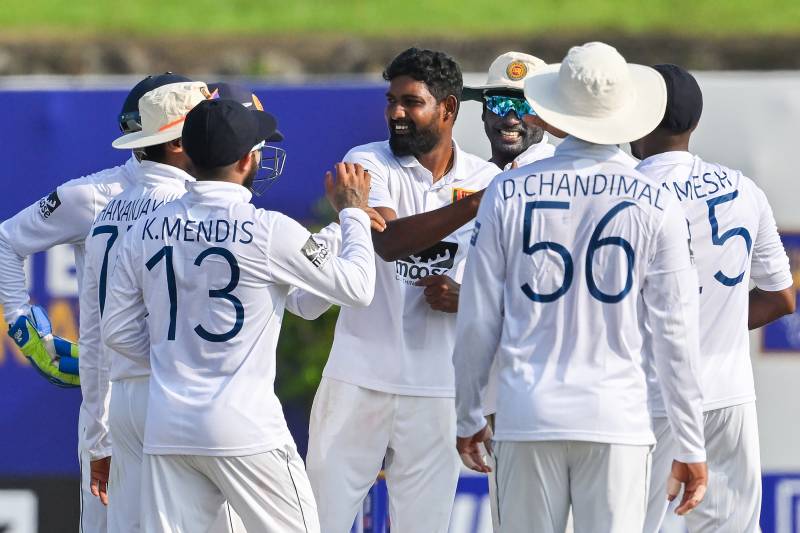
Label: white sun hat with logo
xmin=112 ymin=81 xmax=210 ymax=149
xmin=462 ymin=51 xmax=548 ymax=101
xmin=523 ymin=42 xmax=667 ymax=145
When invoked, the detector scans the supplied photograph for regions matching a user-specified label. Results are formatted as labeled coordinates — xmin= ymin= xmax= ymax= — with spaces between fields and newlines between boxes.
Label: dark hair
xmin=383 ymin=47 xmax=463 ymax=103
xmin=140 ymin=142 xmax=167 ymax=163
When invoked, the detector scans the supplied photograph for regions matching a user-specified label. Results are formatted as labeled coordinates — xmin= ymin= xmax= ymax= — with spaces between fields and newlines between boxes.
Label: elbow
xmin=100 ymin=323 xmax=120 ymax=352
xmin=345 ymin=273 xmax=375 ymax=308
xmin=781 ymin=288 xmax=797 ymax=316
xmin=351 ymin=283 xmax=374 ymax=307
xmin=372 ymin=232 xmax=404 ymax=263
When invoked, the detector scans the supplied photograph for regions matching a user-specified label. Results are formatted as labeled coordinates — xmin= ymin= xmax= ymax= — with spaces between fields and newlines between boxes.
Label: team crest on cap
xmin=506 ymin=61 xmax=528 ymax=81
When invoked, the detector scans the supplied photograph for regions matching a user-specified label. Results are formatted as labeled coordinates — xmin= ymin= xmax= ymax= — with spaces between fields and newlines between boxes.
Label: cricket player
xmin=81 ymin=80 xmax=209 ymax=531
xmin=0 ymin=72 xmax=190 ymax=533
xmin=454 ymin=42 xmax=708 ymax=532
xmin=305 ymin=47 xmax=500 ymax=533
xmin=632 ymin=64 xmax=794 ymax=533
xmin=101 ymin=98 xmax=376 ymax=532
xmin=463 ymin=51 xmax=555 ymax=170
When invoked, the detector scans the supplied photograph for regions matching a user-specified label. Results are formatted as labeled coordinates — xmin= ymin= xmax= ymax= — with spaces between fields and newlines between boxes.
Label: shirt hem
xmin=143 ymin=439 xmax=292 ymax=457
xmin=493 ymin=430 xmax=655 ymax=446
xmin=702 ymin=395 xmax=756 ymax=412
xmin=322 ymin=373 xmax=454 ymax=398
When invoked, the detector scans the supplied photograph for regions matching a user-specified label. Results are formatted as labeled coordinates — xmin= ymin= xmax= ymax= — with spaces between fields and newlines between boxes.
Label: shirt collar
xmin=553 ymin=135 xmax=626 ymax=157
xmin=394 ymin=139 xmax=465 ymax=185
xmin=186 ymin=180 xmax=253 ymax=204
xmin=638 ymin=150 xmax=696 ymax=168
xmin=510 ymin=134 xmax=553 ymax=165
xmin=137 ymin=160 xmax=196 ymax=186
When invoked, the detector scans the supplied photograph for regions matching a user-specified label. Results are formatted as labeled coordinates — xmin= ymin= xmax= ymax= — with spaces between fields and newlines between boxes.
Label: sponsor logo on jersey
xmin=506 ymin=61 xmax=528 ymax=81
xmin=470 ymin=221 xmax=482 ymax=246
xmin=395 ymin=241 xmax=458 ymax=283
xmin=452 ymin=188 xmax=477 ymax=203
xmin=38 ymin=191 xmax=61 ymax=220
xmin=301 ymin=236 xmax=331 ymax=268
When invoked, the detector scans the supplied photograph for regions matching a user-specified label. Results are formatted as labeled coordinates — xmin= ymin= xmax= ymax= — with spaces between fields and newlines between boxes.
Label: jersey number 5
xmin=706 ymin=191 xmax=752 ymax=287
xmin=146 ymin=246 xmax=244 ymax=342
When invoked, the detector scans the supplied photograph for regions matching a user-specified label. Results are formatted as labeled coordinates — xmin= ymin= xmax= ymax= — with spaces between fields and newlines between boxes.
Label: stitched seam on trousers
xmin=79 ymin=450 xmax=85 ymax=533
xmin=494 ymin=443 xmax=501 ymax=527
xmin=227 ymin=502 xmax=234 ymax=531
xmin=286 ymin=452 xmax=310 ymax=533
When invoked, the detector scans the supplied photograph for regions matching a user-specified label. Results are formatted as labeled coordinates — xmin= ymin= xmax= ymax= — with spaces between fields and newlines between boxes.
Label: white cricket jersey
xmin=637 ymin=151 xmax=792 ymax=413
xmin=323 ymin=140 xmax=499 ymax=397
xmin=101 ymin=181 xmax=375 ymax=456
xmin=0 ymin=157 xmax=138 ymax=323
xmin=454 ymin=137 xmax=706 ymax=463
xmin=80 ymin=161 xmax=194 ymax=461
xmin=506 ymin=135 xmax=556 ymax=170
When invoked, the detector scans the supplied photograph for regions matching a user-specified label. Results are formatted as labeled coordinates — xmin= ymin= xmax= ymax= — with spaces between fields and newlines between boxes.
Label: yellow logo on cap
xmin=506 ymin=61 xmax=528 ymax=81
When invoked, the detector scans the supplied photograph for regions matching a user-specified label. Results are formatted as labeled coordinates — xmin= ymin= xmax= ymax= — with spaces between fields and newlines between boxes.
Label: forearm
xmin=749 ymin=286 xmax=796 ymax=329
xmin=373 ymin=191 xmax=483 ymax=261
xmin=0 ymin=236 xmax=31 ymax=323
xmin=647 ymin=270 xmax=706 ymax=463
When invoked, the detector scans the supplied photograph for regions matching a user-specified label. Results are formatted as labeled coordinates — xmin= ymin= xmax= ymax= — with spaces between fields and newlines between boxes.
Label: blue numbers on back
xmin=706 ymin=191 xmax=752 ymax=286
xmin=520 ymin=201 xmax=636 ymax=304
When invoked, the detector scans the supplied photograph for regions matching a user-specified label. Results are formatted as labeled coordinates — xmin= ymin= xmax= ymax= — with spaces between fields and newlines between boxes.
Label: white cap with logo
xmin=462 ymin=51 xmax=548 ymax=101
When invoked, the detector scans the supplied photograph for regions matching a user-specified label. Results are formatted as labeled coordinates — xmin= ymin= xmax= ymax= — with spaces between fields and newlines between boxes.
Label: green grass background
xmin=4 ymin=0 xmax=800 ymax=37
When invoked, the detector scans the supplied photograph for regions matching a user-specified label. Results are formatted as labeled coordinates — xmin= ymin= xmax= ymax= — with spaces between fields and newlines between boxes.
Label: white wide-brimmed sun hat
xmin=112 ymin=81 xmax=210 ymax=150
xmin=523 ymin=42 xmax=666 ymax=145
xmin=462 ymin=51 xmax=548 ymax=101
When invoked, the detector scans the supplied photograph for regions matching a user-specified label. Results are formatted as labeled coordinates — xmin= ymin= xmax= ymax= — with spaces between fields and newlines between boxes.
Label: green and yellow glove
xmin=8 ymin=305 xmax=80 ymax=388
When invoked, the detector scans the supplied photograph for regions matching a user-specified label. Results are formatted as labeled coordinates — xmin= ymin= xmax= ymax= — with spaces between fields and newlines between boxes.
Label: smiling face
xmin=385 ymin=75 xmax=447 ymax=157
xmin=483 ymin=91 xmax=543 ymax=163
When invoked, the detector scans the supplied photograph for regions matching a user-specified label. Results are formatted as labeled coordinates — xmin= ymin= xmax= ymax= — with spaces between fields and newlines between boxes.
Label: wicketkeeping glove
xmin=8 ymin=305 xmax=80 ymax=388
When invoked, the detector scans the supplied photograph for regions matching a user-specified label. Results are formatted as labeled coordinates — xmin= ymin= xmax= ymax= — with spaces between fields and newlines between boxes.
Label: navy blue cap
xmin=183 ymin=98 xmax=280 ymax=169
xmin=207 ymin=82 xmax=283 ymax=142
xmin=118 ymin=73 xmax=193 ymax=133
xmin=653 ymin=64 xmax=703 ymax=133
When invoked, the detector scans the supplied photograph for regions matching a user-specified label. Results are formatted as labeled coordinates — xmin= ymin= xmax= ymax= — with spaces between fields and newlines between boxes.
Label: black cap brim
xmin=254 ymin=110 xmax=282 ymax=144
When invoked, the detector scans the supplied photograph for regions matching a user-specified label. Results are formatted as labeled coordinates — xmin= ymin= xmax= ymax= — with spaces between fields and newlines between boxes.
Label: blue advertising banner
xmin=0 ymin=82 xmax=388 ymax=476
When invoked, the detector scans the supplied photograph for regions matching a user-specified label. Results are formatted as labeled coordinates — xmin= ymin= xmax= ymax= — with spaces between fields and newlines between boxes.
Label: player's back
xmin=637 ymin=151 xmax=791 ymax=410
xmin=489 ymin=137 xmax=681 ymax=445
xmin=82 ymin=161 xmax=193 ymax=380
xmin=122 ymin=180 xmax=294 ymax=457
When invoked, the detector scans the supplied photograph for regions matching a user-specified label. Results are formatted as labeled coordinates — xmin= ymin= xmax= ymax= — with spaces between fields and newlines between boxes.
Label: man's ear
xmin=166 ymin=138 xmax=183 ymax=153
xmin=235 ymin=151 xmax=254 ymax=173
xmin=443 ymin=95 xmax=459 ymax=121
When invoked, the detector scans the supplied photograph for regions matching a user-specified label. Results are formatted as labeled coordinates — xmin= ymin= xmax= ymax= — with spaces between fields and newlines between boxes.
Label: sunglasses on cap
xmin=484 ymin=95 xmax=536 ymax=118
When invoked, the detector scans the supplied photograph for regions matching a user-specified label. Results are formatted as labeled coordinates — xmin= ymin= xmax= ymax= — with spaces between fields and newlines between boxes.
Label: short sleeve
xmin=750 ymin=185 xmax=793 ymax=291
xmin=343 ymin=147 xmax=396 ymax=211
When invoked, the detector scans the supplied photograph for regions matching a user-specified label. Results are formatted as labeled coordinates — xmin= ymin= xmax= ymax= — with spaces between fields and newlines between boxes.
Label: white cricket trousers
xmin=107 ymin=376 xmax=244 ymax=533
xmin=306 ymin=377 xmax=461 ymax=533
xmin=494 ymin=440 xmax=651 ymax=533
xmin=78 ymin=403 xmax=106 ymax=533
xmin=646 ymin=402 xmax=762 ymax=533
xmin=141 ymin=445 xmax=320 ymax=533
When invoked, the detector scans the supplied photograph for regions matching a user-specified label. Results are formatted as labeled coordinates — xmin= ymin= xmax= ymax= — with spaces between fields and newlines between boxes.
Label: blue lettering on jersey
xmin=663 ymin=169 xmax=733 ymax=203
xmin=141 ymin=217 xmax=256 ymax=244
xmin=502 ymin=173 xmax=665 ymax=210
